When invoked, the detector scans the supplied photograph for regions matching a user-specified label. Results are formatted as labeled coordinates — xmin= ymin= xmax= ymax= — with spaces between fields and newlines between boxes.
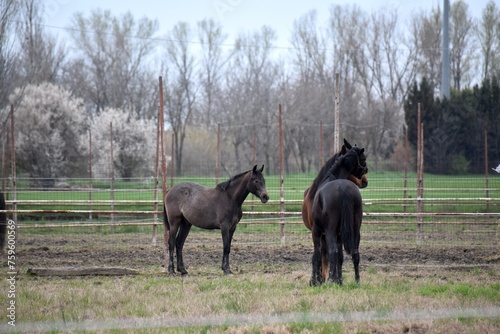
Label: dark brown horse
xmin=302 ymin=139 xmax=367 ymax=281
xmin=310 ymin=145 xmax=366 ymax=286
xmin=163 ymin=165 xmax=269 ymax=275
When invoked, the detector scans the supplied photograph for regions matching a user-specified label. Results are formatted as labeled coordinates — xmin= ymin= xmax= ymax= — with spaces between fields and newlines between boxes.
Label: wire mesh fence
xmin=3 ymin=171 xmax=499 ymax=251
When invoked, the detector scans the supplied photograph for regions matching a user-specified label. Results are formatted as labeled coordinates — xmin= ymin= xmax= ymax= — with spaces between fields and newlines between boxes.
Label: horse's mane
xmin=326 ymin=148 xmax=359 ymax=181
xmin=216 ymin=169 xmax=250 ymax=191
xmin=306 ymin=151 xmax=342 ymax=200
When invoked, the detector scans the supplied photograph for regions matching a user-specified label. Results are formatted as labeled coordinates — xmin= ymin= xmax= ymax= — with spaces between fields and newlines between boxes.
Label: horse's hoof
xmin=327 ymin=278 xmax=342 ymax=285
xmin=309 ymin=279 xmax=321 ymax=287
xmin=223 ymin=270 xmax=233 ymax=275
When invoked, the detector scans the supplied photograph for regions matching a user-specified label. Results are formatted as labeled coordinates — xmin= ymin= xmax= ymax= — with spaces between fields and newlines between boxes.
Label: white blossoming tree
xmin=8 ymin=82 xmax=86 ymax=181
xmin=89 ymin=107 xmax=156 ymax=179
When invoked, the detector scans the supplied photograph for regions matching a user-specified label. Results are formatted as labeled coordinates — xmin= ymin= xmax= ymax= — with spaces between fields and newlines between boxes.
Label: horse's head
xmin=344 ymin=139 xmax=368 ymax=188
xmin=248 ymin=165 xmax=269 ymax=203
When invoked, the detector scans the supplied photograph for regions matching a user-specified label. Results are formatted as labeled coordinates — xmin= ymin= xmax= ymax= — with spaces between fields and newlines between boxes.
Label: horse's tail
xmin=340 ymin=193 xmax=355 ymax=255
xmin=163 ymin=203 xmax=170 ymax=231
xmin=0 ymin=193 xmax=6 ymax=251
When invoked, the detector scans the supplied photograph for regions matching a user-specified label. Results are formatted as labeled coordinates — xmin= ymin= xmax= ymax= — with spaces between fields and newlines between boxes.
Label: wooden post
xmin=88 ymin=130 xmax=93 ymax=221
xmin=1 ymin=121 xmax=6 ymax=192
xmin=334 ymin=73 xmax=341 ymax=153
xmin=10 ymin=105 xmax=16 ymax=222
xmin=279 ymin=104 xmax=285 ymax=243
xmin=152 ymin=92 xmax=161 ymax=245
xmin=319 ymin=121 xmax=323 ymax=168
xmin=159 ymin=76 xmax=169 ymax=269
xmin=251 ymin=131 xmax=256 ymax=211
xmin=170 ymin=133 xmax=174 ymax=188
xmin=416 ymin=103 xmax=424 ymax=242
xmin=109 ymin=122 xmax=115 ymax=232
xmin=484 ymin=129 xmax=489 ymax=212
xmin=216 ymin=123 xmax=220 ymax=185
xmin=403 ymin=127 xmax=408 ymax=213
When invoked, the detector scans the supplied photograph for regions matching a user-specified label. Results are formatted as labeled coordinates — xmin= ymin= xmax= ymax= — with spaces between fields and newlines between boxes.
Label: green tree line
xmin=405 ymin=76 xmax=500 ymax=174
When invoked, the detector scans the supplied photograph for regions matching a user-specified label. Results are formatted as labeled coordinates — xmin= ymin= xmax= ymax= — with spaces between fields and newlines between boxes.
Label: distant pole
xmin=334 ymin=73 xmax=341 ymax=152
xmin=441 ymin=0 xmax=450 ymax=99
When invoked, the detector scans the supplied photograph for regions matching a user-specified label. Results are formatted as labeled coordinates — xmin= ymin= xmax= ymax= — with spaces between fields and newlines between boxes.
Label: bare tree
xmin=221 ymin=26 xmax=278 ymax=172
xmin=0 ymin=0 xmax=20 ymax=112
xmin=289 ymin=10 xmax=334 ymax=172
xmin=476 ymin=0 xmax=500 ymax=79
xmin=413 ymin=7 xmax=443 ymax=91
xmin=66 ymin=9 xmax=159 ymax=118
xmin=17 ymin=0 xmax=65 ymax=85
xmin=327 ymin=5 xmax=371 ymax=155
xmin=163 ymin=22 xmax=197 ymax=175
xmin=197 ymin=19 xmax=229 ymax=128
xmin=450 ymin=0 xmax=475 ymax=90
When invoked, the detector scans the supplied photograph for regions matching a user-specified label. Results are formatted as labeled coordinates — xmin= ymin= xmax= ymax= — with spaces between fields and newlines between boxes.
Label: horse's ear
xmin=341 ymin=145 xmax=348 ymax=155
xmin=260 ymin=165 xmax=264 ymax=172
xmin=252 ymin=165 xmax=258 ymax=173
xmin=344 ymin=138 xmax=352 ymax=150
xmin=360 ymin=148 xmax=365 ymax=155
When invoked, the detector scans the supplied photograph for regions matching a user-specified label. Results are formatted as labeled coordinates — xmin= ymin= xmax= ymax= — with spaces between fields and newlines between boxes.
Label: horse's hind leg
xmin=320 ymin=235 xmax=328 ymax=283
xmin=336 ymin=237 xmax=344 ymax=285
xmin=352 ymin=250 xmax=360 ymax=284
xmin=167 ymin=221 xmax=179 ymax=274
xmin=175 ymin=222 xmax=192 ymax=275
xmin=310 ymin=226 xmax=323 ymax=286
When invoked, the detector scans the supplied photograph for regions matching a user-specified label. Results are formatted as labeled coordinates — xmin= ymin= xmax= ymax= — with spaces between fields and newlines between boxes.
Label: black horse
xmin=310 ymin=145 xmax=366 ymax=286
xmin=163 ymin=165 xmax=269 ymax=275
xmin=302 ymin=139 xmax=368 ymax=282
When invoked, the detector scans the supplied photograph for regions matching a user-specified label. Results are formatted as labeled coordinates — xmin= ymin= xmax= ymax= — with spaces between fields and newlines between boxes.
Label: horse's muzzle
xmin=259 ymin=192 xmax=269 ymax=203
xmin=360 ymin=174 xmax=368 ymax=188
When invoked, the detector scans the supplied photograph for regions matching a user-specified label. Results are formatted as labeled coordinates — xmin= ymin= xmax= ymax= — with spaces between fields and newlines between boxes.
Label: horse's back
xmin=315 ymin=180 xmax=362 ymax=215
xmin=165 ymin=182 xmax=221 ymax=228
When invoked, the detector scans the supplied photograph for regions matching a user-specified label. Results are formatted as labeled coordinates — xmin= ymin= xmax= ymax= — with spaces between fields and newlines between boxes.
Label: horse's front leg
xmin=221 ymin=225 xmax=236 ymax=274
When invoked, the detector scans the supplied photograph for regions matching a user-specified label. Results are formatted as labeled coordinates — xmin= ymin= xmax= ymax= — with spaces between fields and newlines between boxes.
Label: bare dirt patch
xmin=15 ymin=233 xmax=499 ymax=277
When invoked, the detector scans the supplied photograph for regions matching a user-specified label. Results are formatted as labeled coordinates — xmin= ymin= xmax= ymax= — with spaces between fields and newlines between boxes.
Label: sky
xmin=44 ymin=0 xmax=491 ymax=50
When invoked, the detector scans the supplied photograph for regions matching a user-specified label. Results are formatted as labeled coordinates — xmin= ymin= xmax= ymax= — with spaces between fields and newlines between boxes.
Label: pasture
xmin=1 ymin=171 xmax=499 ymax=332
